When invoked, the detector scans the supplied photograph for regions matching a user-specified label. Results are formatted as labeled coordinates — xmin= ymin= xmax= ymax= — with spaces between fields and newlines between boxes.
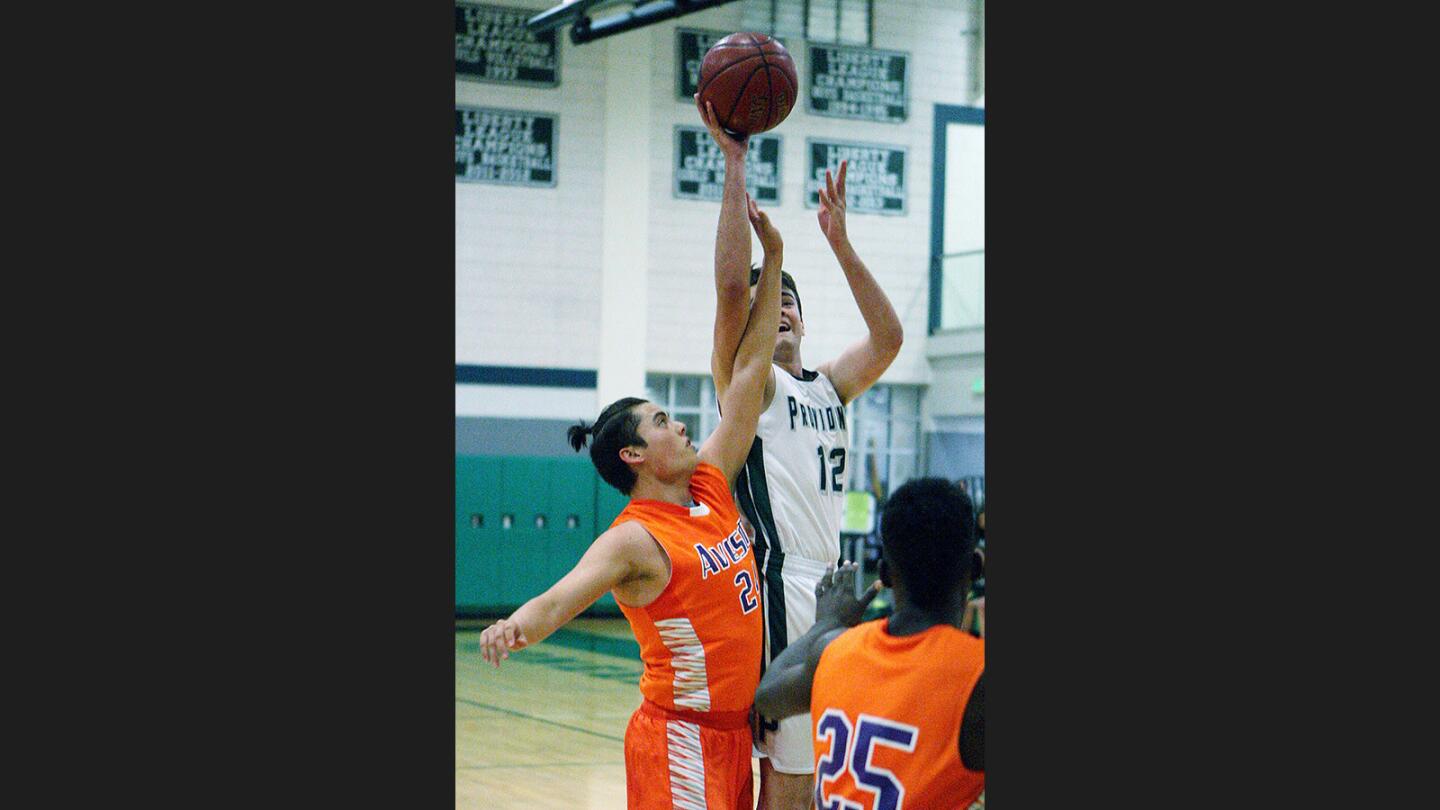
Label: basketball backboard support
xmin=528 ymin=0 xmax=743 ymax=44
xmin=526 ymin=1 xmax=634 ymax=34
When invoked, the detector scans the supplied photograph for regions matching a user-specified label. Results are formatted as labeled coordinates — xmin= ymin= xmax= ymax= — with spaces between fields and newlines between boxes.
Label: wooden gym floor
xmin=456 ymin=617 xmax=762 ymax=809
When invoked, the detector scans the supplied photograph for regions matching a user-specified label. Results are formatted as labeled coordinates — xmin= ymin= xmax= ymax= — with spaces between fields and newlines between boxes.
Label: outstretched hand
xmin=814 ymin=561 xmax=880 ymax=630
xmin=816 ymin=159 xmax=849 ymax=246
xmin=479 ymin=618 xmax=530 ymax=669
xmin=747 ymin=193 xmax=782 ymax=255
xmin=696 ymin=94 xmax=749 ymax=161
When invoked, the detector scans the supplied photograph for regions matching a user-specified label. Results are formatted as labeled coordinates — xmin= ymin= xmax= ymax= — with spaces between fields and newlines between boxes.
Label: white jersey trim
xmin=656 ymin=617 xmax=711 ymax=712
xmin=666 ymin=719 xmax=707 ymax=810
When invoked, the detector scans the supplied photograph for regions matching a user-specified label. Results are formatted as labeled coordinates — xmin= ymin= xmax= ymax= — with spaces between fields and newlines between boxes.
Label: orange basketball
xmin=696 ymin=33 xmax=798 ymax=136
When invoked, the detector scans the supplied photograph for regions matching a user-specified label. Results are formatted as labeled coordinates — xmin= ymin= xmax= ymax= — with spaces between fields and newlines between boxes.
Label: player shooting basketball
xmin=479 ymin=182 xmax=785 ymax=809
xmin=752 ymin=479 xmax=985 ymax=808
xmin=698 ymin=92 xmax=905 ymax=810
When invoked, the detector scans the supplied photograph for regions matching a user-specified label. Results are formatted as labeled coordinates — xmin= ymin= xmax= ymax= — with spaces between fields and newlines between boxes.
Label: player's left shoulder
xmin=943 ymin=625 xmax=986 ymax=663
xmin=693 ymin=459 xmax=727 ymax=487
xmin=811 ymin=362 xmax=850 ymax=405
xmin=691 ymin=460 xmax=737 ymax=505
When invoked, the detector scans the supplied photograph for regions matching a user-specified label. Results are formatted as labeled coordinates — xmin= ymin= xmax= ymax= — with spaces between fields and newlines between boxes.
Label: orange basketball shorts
xmin=624 ymin=699 xmax=754 ymax=810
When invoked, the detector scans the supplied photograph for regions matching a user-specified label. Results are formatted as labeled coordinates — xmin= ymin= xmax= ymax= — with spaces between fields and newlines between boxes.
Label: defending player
xmin=478 ymin=194 xmax=785 ymax=809
xmin=753 ymin=478 xmax=985 ymax=809
xmin=698 ymin=96 xmax=905 ymax=809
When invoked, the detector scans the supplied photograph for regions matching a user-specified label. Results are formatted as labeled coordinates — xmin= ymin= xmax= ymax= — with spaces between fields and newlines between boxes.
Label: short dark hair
xmin=567 ymin=397 xmax=648 ymax=495
xmin=880 ymin=478 xmax=978 ymax=610
xmin=750 ymin=264 xmax=801 ymax=319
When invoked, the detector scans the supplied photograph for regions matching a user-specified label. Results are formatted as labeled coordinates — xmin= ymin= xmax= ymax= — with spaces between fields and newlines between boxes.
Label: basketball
xmin=697 ymin=33 xmax=798 ymax=136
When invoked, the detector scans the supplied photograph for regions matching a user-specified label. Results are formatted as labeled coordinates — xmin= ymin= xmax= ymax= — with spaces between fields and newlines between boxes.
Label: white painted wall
xmin=456 ymin=0 xmax=606 ymax=372
xmin=925 ymin=329 xmax=984 ymax=421
xmin=456 ymin=0 xmax=981 ymax=418
xmin=456 ymin=384 xmax=597 ymax=420
xmin=596 ymin=32 xmax=653 ymax=409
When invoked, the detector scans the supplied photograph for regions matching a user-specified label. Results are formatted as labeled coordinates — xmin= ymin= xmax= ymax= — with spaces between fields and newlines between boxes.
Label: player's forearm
xmin=832 ymin=240 xmax=903 ymax=353
xmin=715 ymin=154 xmax=751 ymax=299
xmin=732 ymin=245 xmax=782 ymax=384
xmin=753 ymin=621 xmax=835 ymax=718
xmin=711 ymin=155 xmax=752 ymax=394
xmin=713 ymin=250 xmax=780 ymax=459
xmin=753 ymin=657 xmax=811 ymax=719
xmin=505 ymin=590 xmax=577 ymax=648
xmin=714 ymin=240 xmax=778 ymax=398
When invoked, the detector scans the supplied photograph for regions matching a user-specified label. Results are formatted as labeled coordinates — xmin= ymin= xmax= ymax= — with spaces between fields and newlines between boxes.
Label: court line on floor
xmin=457 ymin=627 xmax=640 ymax=660
xmin=456 ymin=697 xmax=626 ymax=743
xmin=457 ymin=761 xmax=623 ymax=770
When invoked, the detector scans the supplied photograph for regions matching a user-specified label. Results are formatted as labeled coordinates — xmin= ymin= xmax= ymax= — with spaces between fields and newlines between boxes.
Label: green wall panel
xmin=457 ymin=454 xmax=626 ymax=617
xmin=496 ymin=457 xmax=539 ymax=607
xmin=455 ymin=456 xmax=502 ymax=608
xmin=592 ymin=477 xmax=630 ymax=613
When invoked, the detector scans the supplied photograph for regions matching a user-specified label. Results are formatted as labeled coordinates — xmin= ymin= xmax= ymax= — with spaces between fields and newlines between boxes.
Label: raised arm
xmin=479 ymin=521 xmax=656 ymax=668
xmin=723 ymin=191 xmax=784 ymax=405
xmin=698 ymin=95 xmax=754 ymax=397
xmin=811 ymin=160 xmax=905 ymax=405
xmin=699 ymin=196 xmax=783 ymax=486
xmin=754 ymin=562 xmax=879 ymax=718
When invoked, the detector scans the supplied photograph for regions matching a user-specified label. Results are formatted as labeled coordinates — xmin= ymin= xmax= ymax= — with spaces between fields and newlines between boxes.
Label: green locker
xmin=591 ymin=475 xmax=631 ymax=614
xmin=549 ymin=456 xmax=594 ymax=571
xmin=531 ymin=457 xmax=569 ymax=596
xmin=455 ymin=456 xmax=480 ymax=608
xmin=456 ymin=455 xmax=503 ymax=611
xmin=547 ymin=457 xmax=609 ymax=614
xmin=496 ymin=456 xmax=538 ymax=607
xmin=456 ymin=453 xmax=642 ymax=616
xmin=595 ymin=476 xmax=629 ymax=532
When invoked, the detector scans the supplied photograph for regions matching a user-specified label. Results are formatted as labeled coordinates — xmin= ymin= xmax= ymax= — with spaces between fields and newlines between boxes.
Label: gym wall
xmin=456 ymin=1 xmax=983 ymax=614
xmin=457 ymin=0 xmax=980 ymax=417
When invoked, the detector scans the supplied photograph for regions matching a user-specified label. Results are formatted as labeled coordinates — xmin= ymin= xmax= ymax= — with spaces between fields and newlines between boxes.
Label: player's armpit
xmin=816 ymin=332 xmax=902 ymax=406
xmin=814 ymin=235 xmax=903 ymax=404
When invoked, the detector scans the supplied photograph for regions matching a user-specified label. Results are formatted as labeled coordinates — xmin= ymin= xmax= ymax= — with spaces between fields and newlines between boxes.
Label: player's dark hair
xmin=879 ymin=478 xmax=978 ymax=611
xmin=750 ymin=265 xmax=801 ymax=319
xmin=567 ymin=397 xmax=648 ymax=495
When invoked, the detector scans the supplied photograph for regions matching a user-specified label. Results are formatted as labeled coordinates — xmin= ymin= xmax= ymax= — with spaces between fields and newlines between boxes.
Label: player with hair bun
xmin=479 ymin=184 xmax=787 ymax=809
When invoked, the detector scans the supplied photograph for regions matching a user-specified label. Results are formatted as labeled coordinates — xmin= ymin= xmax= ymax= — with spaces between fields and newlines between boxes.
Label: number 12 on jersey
xmin=817 ymin=446 xmax=846 ymax=493
xmin=815 ymin=709 xmax=919 ymax=810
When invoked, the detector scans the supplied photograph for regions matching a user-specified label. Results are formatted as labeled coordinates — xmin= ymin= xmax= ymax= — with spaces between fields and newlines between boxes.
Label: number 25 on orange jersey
xmin=815 ymin=709 xmax=919 ymax=810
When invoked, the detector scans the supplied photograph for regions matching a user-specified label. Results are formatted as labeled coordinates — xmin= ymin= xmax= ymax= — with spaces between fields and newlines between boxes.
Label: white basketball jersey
xmin=734 ymin=365 xmax=849 ymax=564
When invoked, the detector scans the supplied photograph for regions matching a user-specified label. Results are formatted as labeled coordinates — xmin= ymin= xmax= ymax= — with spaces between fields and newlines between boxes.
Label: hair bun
xmin=566 ymin=421 xmax=593 ymax=452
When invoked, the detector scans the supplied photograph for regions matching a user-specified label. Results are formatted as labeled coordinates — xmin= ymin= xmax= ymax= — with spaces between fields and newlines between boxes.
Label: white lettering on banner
xmin=811 ymin=46 xmax=905 ymax=122
xmin=807 ymin=141 xmax=904 ymax=213
xmin=457 ymin=6 xmax=557 ymax=80
xmin=675 ymin=129 xmax=780 ymax=202
xmin=457 ymin=108 xmax=555 ymax=184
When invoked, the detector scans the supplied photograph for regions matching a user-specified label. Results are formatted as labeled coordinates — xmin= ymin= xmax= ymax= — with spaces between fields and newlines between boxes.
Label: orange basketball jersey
xmin=612 ymin=462 xmax=765 ymax=715
xmin=811 ymin=620 xmax=984 ymax=810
